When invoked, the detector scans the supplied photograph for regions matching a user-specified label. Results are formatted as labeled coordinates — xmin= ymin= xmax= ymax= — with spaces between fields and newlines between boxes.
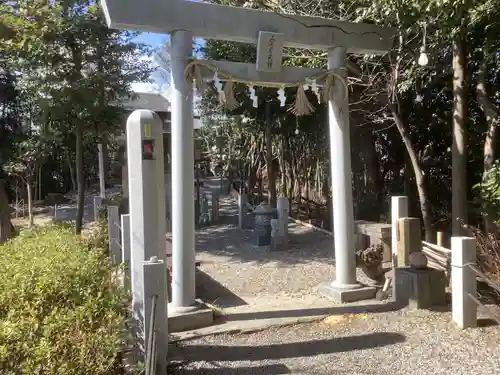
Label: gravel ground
xmin=194 ymin=195 xmax=377 ymax=313
xmin=180 ymin=195 xmax=500 ymax=374
xmin=169 ymin=308 xmax=500 ymax=375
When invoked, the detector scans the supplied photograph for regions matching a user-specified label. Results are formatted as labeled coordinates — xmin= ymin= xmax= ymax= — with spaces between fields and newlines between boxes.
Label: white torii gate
xmin=101 ymin=0 xmax=394 ymax=309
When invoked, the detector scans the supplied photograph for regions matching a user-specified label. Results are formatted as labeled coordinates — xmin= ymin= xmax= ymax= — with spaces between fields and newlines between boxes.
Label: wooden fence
xmin=421 ymin=233 xmax=452 ymax=276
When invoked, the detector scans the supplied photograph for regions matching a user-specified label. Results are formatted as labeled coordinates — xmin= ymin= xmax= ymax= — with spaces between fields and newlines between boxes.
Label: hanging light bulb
xmin=418 ymin=46 xmax=429 ymax=67
xmin=417 ymin=22 xmax=428 ymax=66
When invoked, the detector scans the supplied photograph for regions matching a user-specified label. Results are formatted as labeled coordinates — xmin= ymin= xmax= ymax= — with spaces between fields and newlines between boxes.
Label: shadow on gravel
xmin=174 ymin=332 xmax=406 ymax=362
xmin=222 ymin=301 xmax=402 ymax=322
xmin=196 ymin=205 xmax=334 ymax=267
xmin=196 ymin=268 xmax=248 ymax=308
xmin=170 ymin=363 xmax=291 ymax=374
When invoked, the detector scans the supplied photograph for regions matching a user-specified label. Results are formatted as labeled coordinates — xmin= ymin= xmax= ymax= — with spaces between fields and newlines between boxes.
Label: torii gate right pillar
xmin=319 ymin=47 xmax=377 ymax=302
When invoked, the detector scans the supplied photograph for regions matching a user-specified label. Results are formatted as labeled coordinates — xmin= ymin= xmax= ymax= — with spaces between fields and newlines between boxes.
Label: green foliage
xmin=473 ymin=162 xmax=500 ymax=208
xmin=0 ymin=225 xmax=127 ymax=374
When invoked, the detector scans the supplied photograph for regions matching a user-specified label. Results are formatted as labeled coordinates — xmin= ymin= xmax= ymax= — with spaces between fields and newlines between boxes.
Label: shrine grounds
xmin=167 ymin=196 xmax=500 ymax=375
xmin=11 ymin=190 xmax=499 ymax=374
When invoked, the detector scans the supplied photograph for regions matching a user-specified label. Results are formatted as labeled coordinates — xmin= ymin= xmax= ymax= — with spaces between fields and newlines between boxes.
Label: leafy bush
xmin=0 ymin=225 xmax=127 ymax=375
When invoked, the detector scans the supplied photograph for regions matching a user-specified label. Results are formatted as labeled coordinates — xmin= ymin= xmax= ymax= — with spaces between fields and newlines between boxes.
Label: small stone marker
xmin=270 ymin=218 xmax=287 ymax=251
xmin=391 ymin=196 xmax=409 ymax=267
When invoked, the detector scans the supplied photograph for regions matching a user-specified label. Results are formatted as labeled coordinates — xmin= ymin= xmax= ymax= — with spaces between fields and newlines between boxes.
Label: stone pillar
xmin=211 ymin=191 xmax=220 ymax=224
xmin=121 ymin=213 xmax=131 ymax=289
xmin=319 ymin=47 xmax=375 ymax=302
xmin=451 ymin=237 xmax=477 ymax=329
xmin=170 ymin=30 xmax=197 ymax=312
xmin=93 ymin=196 xmax=103 ymax=221
xmin=391 ymin=196 xmax=409 ymax=267
xmin=238 ymin=193 xmax=248 ymax=229
xmin=277 ymin=196 xmax=289 ymax=238
xmin=126 ymin=109 xmax=167 ymax=349
xmin=327 ymin=47 xmax=356 ymax=287
xmin=107 ymin=205 xmax=121 ymax=265
xmin=143 ymin=256 xmax=168 ymax=375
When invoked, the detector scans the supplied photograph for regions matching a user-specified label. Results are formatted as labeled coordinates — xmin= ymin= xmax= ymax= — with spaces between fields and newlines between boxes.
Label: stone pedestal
xmin=395 ymin=267 xmax=447 ymax=309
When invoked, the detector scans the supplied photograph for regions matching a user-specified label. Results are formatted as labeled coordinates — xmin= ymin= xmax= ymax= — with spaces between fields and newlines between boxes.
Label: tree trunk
xmin=451 ymin=27 xmax=468 ymax=236
xmin=476 ymin=58 xmax=500 ymax=232
xmin=0 ymin=180 xmax=15 ymax=243
xmin=390 ymin=105 xmax=434 ymax=241
xmin=67 ymin=153 xmax=77 ymax=193
xmin=265 ymin=103 xmax=277 ymax=208
xmin=75 ymin=125 xmax=85 ymax=234
xmin=26 ymin=180 xmax=33 ymax=229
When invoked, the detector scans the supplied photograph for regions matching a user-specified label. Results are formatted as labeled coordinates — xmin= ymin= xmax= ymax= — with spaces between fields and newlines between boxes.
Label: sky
xmin=130 ymin=32 xmax=205 ymax=95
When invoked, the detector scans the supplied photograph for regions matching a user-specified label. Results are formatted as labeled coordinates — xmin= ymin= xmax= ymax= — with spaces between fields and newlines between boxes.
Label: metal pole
xmin=170 ymin=30 xmax=197 ymax=311
xmin=327 ymin=47 xmax=359 ymax=288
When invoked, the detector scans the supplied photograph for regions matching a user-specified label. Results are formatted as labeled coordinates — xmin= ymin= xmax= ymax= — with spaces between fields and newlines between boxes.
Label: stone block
xmin=395 ymin=267 xmax=447 ymax=309
xmin=319 ymin=282 xmax=377 ymax=303
xmin=168 ymin=300 xmax=214 ymax=332
xmin=270 ymin=235 xmax=288 ymax=251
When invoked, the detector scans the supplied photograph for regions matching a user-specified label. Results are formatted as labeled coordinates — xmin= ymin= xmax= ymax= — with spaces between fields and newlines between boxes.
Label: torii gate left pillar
xmin=169 ymin=30 xmax=198 ymax=312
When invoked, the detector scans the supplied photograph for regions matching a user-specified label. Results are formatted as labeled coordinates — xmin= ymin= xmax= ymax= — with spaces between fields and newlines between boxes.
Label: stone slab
xmin=168 ymin=300 xmax=214 ymax=333
xmin=318 ymin=282 xmax=377 ymax=303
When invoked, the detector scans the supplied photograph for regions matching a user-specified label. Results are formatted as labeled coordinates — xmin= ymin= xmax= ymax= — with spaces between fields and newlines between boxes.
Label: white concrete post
xmin=170 ymin=30 xmax=197 ymax=312
xmin=327 ymin=47 xmax=358 ymax=288
xmin=127 ymin=109 xmax=167 ymax=348
xmin=277 ymin=196 xmax=289 ymax=237
xmin=391 ymin=196 xmax=409 ymax=267
xmin=98 ymin=143 xmax=106 ymax=199
xmin=107 ymin=205 xmax=121 ymax=265
xmin=143 ymin=256 xmax=168 ymax=375
xmin=121 ymin=213 xmax=131 ymax=288
xmin=238 ymin=193 xmax=248 ymax=229
xmin=451 ymin=237 xmax=477 ymax=329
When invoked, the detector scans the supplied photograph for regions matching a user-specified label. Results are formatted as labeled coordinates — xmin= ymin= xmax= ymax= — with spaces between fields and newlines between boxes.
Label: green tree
xmin=2 ymin=0 xmax=152 ymax=233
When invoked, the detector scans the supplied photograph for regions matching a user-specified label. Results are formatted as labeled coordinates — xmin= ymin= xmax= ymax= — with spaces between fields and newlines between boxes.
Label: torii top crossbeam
xmin=100 ymin=0 xmax=394 ymax=54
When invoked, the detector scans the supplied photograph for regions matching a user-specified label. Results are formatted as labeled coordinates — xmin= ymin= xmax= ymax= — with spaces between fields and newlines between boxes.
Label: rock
xmin=409 ymin=251 xmax=428 ymax=269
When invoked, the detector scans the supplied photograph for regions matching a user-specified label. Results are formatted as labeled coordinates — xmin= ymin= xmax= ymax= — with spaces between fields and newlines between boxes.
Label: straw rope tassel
xmin=223 ymin=80 xmax=240 ymax=111
xmin=183 ymin=63 xmax=205 ymax=94
xmin=289 ymin=84 xmax=314 ymax=116
xmin=193 ymin=64 xmax=205 ymax=93
xmin=322 ymin=74 xmax=335 ymax=103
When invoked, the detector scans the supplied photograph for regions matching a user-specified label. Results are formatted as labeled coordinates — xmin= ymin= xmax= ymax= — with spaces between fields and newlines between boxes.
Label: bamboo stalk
xmin=422 ymin=240 xmax=452 ymax=254
xmin=422 ymin=245 xmax=450 ymax=260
